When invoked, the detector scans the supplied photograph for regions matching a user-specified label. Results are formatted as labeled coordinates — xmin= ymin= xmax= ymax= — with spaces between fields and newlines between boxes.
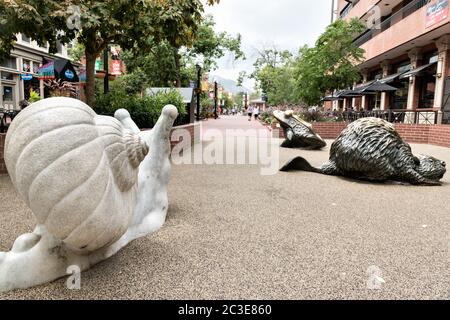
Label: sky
xmin=203 ymin=0 xmax=334 ymax=90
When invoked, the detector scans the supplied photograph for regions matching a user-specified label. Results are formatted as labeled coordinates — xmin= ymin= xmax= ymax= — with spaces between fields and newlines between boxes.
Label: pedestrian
xmin=247 ymin=105 xmax=253 ymax=121
xmin=253 ymin=105 xmax=260 ymax=120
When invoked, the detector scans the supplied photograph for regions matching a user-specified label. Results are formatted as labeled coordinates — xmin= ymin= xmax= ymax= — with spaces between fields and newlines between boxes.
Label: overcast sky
xmin=203 ymin=0 xmax=334 ymax=90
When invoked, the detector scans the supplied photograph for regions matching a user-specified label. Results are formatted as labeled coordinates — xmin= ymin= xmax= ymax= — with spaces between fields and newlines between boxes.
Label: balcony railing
xmin=338 ymin=108 xmax=444 ymax=124
xmin=353 ymin=0 xmax=432 ymax=47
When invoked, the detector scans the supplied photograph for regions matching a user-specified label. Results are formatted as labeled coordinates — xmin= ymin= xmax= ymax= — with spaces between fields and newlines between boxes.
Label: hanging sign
xmin=110 ymin=60 xmax=122 ymax=75
xmin=95 ymin=59 xmax=103 ymax=71
xmin=21 ymin=73 xmax=33 ymax=81
xmin=426 ymin=0 xmax=449 ymax=28
xmin=65 ymin=69 xmax=75 ymax=79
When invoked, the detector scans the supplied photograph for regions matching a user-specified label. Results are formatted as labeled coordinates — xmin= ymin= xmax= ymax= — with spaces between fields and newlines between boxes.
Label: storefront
xmin=0 ymin=56 xmax=21 ymax=110
xmin=1 ymin=55 xmax=44 ymax=110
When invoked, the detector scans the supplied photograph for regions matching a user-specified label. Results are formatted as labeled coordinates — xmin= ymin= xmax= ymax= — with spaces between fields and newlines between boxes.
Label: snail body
xmin=4 ymin=97 xmax=149 ymax=253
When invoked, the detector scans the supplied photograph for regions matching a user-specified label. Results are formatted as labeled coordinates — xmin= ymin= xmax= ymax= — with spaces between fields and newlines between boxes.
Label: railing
xmin=339 ymin=109 xmax=442 ymax=125
xmin=353 ymin=0 xmax=431 ymax=47
xmin=443 ymin=110 xmax=450 ymax=124
xmin=0 ymin=108 xmax=20 ymax=133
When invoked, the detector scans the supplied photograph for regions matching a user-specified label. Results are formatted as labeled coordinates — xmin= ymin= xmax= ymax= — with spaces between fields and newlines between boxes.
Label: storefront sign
xmin=201 ymin=81 xmax=209 ymax=92
xmin=110 ymin=60 xmax=122 ymax=75
xmin=64 ymin=69 xmax=75 ymax=79
xmin=95 ymin=59 xmax=103 ymax=71
xmin=21 ymin=73 xmax=33 ymax=81
xmin=426 ymin=0 xmax=449 ymax=28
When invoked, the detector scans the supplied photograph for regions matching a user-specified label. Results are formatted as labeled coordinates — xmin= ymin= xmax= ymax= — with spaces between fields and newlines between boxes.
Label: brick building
xmin=330 ymin=0 xmax=450 ymax=123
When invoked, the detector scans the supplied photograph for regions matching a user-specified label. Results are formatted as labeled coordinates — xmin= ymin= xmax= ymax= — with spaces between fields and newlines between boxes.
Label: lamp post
xmin=195 ymin=64 xmax=202 ymax=121
xmin=103 ymin=47 xmax=109 ymax=94
xmin=214 ymin=81 xmax=218 ymax=119
xmin=0 ymin=108 xmax=4 ymax=133
xmin=331 ymin=0 xmax=335 ymax=23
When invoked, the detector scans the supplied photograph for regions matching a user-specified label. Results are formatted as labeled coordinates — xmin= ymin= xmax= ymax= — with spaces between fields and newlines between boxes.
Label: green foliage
xmin=249 ymin=48 xmax=299 ymax=105
xmin=95 ymin=81 xmax=186 ymax=128
xmin=247 ymin=18 xmax=365 ymax=107
xmin=121 ymin=70 xmax=148 ymax=96
xmin=28 ymin=90 xmax=42 ymax=103
xmin=293 ymin=18 xmax=365 ymax=106
xmin=188 ymin=15 xmax=244 ymax=71
xmin=68 ymin=40 xmax=85 ymax=63
xmin=123 ymin=14 xmax=244 ymax=88
xmin=0 ymin=0 xmax=220 ymax=106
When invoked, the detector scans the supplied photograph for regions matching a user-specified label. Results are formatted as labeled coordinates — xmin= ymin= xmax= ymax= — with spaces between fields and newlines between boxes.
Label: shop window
xmin=369 ymin=69 xmax=382 ymax=81
xmin=391 ymin=81 xmax=409 ymax=109
xmin=397 ymin=63 xmax=411 ymax=73
xmin=24 ymin=77 xmax=40 ymax=100
xmin=21 ymin=34 xmax=31 ymax=43
xmin=1 ymin=72 xmax=14 ymax=81
xmin=3 ymin=86 xmax=14 ymax=102
xmin=424 ymin=51 xmax=439 ymax=64
xmin=32 ymin=62 xmax=40 ymax=74
xmin=23 ymin=59 xmax=31 ymax=72
xmin=0 ymin=56 xmax=17 ymax=70
xmin=419 ymin=76 xmax=436 ymax=109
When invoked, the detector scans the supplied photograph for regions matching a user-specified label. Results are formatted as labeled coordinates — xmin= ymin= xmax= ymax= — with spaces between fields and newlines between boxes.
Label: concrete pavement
xmin=1 ymin=115 xmax=449 ymax=299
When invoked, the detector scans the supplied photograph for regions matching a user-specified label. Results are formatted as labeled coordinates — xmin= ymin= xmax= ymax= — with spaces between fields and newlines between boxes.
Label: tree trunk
xmin=173 ymin=48 xmax=181 ymax=87
xmin=85 ymin=50 xmax=97 ymax=108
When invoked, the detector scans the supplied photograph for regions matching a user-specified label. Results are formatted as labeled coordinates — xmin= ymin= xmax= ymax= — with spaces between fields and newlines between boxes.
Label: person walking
xmin=253 ymin=105 xmax=260 ymax=121
xmin=247 ymin=105 xmax=254 ymax=121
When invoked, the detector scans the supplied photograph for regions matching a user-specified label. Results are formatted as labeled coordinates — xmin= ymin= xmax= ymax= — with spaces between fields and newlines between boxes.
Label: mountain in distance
xmin=209 ymin=75 xmax=252 ymax=94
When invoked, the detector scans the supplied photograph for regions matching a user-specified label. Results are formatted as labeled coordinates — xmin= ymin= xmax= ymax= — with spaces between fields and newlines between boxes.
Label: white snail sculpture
xmin=0 ymin=97 xmax=178 ymax=292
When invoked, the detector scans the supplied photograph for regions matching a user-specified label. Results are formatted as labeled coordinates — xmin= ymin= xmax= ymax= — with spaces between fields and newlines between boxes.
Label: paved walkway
xmin=1 ymin=116 xmax=450 ymax=299
xmin=200 ymin=114 xmax=271 ymax=137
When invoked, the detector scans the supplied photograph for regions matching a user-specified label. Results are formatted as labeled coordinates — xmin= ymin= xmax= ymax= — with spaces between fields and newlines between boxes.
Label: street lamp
xmin=195 ymin=64 xmax=202 ymax=121
xmin=214 ymin=81 xmax=218 ymax=119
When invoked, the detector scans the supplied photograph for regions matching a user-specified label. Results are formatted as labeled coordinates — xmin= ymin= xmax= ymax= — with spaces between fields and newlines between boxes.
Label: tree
xmin=293 ymin=18 xmax=365 ymax=106
xmin=123 ymin=14 xmax=244 ymax=88
xmin=248 ymin=47 xmax=298 ymax=105
xmin=0 ymin=0 xmax=219 ymax=107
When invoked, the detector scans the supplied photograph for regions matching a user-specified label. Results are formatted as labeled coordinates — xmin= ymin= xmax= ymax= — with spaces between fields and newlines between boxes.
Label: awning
xmin=399 ymin=61 xmax=437 ymax=79
xmin=37 ymin=58 xmax=79 ymax=82
xmin=321 ymin=95 xmax=343 ymax=101
xmin=336 ymin=90 xmax=362 ymax=97
xmin=354 ymin=80 xmax=375 ymax=91
xmin=379 ymin=70 xmax=409 ymax=84
xmin=358 ymin=81 xmax=397 ymax=92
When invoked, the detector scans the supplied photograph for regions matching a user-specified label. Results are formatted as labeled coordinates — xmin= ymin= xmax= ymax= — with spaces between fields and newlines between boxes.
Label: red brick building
xmin=331 ymin=0 xmax=450 ymax=124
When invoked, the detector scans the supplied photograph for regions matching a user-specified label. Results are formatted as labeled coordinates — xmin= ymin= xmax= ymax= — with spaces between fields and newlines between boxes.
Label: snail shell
xmin=4 ymin=97 xmax=148 ymax=253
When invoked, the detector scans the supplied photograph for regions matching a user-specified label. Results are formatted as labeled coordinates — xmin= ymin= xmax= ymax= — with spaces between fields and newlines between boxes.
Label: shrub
xmin=95 ymin=84 xmax=187 ymax=128
xmin=28 ymin=90 xmax=41 ymax=103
